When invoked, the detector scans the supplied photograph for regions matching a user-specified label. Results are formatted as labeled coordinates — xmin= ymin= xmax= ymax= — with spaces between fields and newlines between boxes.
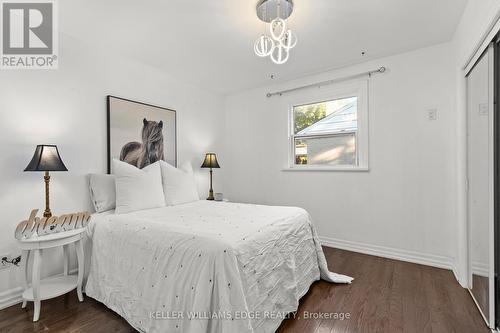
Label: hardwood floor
xmin=0 ymin=248 xmax=489 ymax=333
xmin=277 ymin=248 xmax=489 ymax=333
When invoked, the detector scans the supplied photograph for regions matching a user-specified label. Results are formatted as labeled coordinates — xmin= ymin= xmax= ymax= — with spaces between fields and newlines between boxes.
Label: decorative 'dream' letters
xmin=14 ymin=209 xmax=91 ymax=240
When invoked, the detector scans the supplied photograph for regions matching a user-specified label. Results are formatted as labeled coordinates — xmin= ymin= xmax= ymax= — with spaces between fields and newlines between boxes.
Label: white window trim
xmin=285 ymin=79 xmax=369 ymax=171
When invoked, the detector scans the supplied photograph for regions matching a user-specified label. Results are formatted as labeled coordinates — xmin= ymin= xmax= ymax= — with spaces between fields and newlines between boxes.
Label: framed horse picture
xmin=107 ymin=95 xmax=177 ymax=173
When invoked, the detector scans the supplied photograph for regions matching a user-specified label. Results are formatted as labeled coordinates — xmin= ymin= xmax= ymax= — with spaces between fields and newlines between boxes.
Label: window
xmin=288 ymin=81 xmax=368 ymax=170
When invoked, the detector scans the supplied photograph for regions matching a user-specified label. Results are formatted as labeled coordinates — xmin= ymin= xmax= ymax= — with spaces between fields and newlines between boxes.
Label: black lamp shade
xmin=201 ymin=153 xmax=220 ymax=169
xmin=24 ymin=145 xmax=68 ymax=172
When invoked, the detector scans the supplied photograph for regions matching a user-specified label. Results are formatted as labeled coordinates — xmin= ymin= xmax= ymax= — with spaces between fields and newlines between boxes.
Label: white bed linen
xmin=85 ymin=201 xmax=352 ymax=333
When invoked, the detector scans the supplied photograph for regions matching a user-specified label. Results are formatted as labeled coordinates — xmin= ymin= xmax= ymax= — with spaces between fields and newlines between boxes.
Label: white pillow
xmin=89 ymin=174 xmax=116 ymax=213
xmin=113 ymin=159 xmax=165 ymax=214
xmin=160 ymin=161 xmax=199 ymax=206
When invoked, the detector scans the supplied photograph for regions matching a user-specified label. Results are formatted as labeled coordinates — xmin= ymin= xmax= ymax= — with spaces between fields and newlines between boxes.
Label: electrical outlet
xmin=0 ymin=253 xmax=12 ymax=270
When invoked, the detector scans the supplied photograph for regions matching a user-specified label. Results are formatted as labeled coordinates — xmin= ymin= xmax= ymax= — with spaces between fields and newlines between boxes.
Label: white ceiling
xmin=62 ymin=0 xmax=467 ymax=95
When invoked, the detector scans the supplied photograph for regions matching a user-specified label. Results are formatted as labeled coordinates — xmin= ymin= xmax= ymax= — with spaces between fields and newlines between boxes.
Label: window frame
xmin=286 ymin=80 xmax=369 ymax=171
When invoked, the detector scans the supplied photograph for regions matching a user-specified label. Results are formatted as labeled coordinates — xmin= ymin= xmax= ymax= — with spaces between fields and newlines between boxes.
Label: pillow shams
xmin=160 ymin=161 xmax=199 ymax=206
xmin=89 ymin=173 xmax=116 ymax=213
xmin=113 ymin=159 xmax=165 ymax=214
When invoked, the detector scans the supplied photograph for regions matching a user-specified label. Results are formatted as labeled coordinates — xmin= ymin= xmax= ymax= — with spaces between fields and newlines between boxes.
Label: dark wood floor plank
xmin=337 ymin=254 xmax=381 ymax=333
xmin=399 ymin=261 xmax=431 ymax=333
xmin=367 ymin=257 xmax=394 ymax=333
xmin=0 ymin=248 xmax=490 ymax=333
xmin=387 ymin=257 xmax=404 ymax=333
xmin=312 ymin=251 xmax=370 ymax=333
xmin=438 ymin=267 xmax=488 ymax=332
xmin=421 ymin=265 xmax=454 ymax=333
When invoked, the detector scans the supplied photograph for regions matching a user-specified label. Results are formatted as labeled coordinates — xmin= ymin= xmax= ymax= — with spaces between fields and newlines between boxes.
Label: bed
xmin=85 ymin=200 xmax=352 ymax=333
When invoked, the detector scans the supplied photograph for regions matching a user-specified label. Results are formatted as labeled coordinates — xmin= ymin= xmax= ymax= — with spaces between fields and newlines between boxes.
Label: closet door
xmin=467 ymin=44 xmax=495 ymax=328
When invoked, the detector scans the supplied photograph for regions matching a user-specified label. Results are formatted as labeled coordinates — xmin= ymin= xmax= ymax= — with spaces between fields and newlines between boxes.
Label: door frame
xmin=466 ymin=43 xmax=496 ymax=329
xmin=495 ymin=37 xmax=500 ymax=329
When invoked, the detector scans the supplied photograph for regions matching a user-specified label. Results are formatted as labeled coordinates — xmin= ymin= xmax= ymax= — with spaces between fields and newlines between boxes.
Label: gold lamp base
xmin=206 ymin=169 xmax=215 ymax=200
xmin=43 ymin=171 xmax=52 ymax=218
xmin=207 ymin=189 xmax=214 ymax=201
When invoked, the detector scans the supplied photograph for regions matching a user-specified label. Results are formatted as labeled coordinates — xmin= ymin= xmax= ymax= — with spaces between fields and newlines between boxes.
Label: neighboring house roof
xmin=297 ymin=99 xmax=357 ymax=136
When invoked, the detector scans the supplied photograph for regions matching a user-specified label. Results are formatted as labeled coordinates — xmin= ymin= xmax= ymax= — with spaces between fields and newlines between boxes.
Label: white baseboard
xmin=0 ymin=268 xmax=78 ymax=311
xmin=471 ymin=261 xmax=489 ymax=278
xmin=0 ymin=287 xmax=23 ymax=310
xmin=320 ymin=236 xmax=455 ymax=270
xmin=451 ymin=264 xmax=464 ymax=287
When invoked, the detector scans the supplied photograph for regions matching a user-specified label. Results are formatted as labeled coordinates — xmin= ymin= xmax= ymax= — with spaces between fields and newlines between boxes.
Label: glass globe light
xmin=270 ymin=17 xmax=286 ymax=41
xmin=270 ymin=44 xmax=289 ymax=65
xmin=280 ymin=29 xmax=298 ymax=50
xmin=254 ymin=35 xmax=274 ymax=57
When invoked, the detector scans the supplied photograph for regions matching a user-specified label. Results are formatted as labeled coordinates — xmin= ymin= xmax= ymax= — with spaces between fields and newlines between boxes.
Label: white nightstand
xmin=18 ymin=228 xmax=86 ymax=322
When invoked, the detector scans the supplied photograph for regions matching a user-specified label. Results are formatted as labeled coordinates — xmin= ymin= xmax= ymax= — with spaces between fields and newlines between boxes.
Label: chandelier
xmin=254 ymin=0 xmax=297 ymax=65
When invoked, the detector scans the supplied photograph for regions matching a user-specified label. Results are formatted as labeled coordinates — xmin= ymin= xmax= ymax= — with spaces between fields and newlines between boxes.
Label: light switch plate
xmin=428 ymin=109 xmax=437 ymax=121
xmin=479 ymin=103 xmax=488 ymax=116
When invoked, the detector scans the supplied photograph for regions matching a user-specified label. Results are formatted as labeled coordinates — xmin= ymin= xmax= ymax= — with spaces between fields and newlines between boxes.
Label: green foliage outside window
xmin=293 ymin=102 xmax=327 ymax=133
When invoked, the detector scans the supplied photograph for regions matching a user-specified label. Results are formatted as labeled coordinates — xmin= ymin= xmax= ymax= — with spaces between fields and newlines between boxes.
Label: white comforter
xmin=85 ymin=201 xmax=352 ymax=333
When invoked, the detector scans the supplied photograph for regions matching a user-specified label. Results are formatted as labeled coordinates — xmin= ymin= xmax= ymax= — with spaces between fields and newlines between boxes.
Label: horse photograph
xmin=107 ymin=96 xmax=176 ymax=173
xmin=120 ymin=118 xmax=165 ymax=168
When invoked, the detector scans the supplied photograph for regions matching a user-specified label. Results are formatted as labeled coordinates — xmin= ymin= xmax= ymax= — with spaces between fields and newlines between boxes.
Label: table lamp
xmin=201 ymin=153 xmax=220 ymax=200
xmin=24 ymin=145 xmax=68 ymax=218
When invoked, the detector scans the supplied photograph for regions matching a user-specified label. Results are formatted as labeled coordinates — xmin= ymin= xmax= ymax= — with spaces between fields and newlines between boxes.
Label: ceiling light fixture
xmin=254 ymin=0 xmax=296 ymax=65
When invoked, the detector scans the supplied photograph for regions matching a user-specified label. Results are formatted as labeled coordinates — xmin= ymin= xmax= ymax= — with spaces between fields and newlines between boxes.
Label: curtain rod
xmin=266 ymin=66 xmax=386 ymax=98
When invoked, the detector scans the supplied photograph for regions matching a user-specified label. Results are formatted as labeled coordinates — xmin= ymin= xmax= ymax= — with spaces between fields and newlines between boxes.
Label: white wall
xmin=451 ymin=0 xmax=500 ymax=287
xmin=0 ymin=34 xmax=225 ymax=303
xmin=223 ymin=43 xmax=457 ymax=268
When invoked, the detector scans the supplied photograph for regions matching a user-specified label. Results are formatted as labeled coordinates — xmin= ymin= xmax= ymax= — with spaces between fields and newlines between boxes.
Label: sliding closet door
xmin=467 ymin=44 xmax=495 ymax=328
